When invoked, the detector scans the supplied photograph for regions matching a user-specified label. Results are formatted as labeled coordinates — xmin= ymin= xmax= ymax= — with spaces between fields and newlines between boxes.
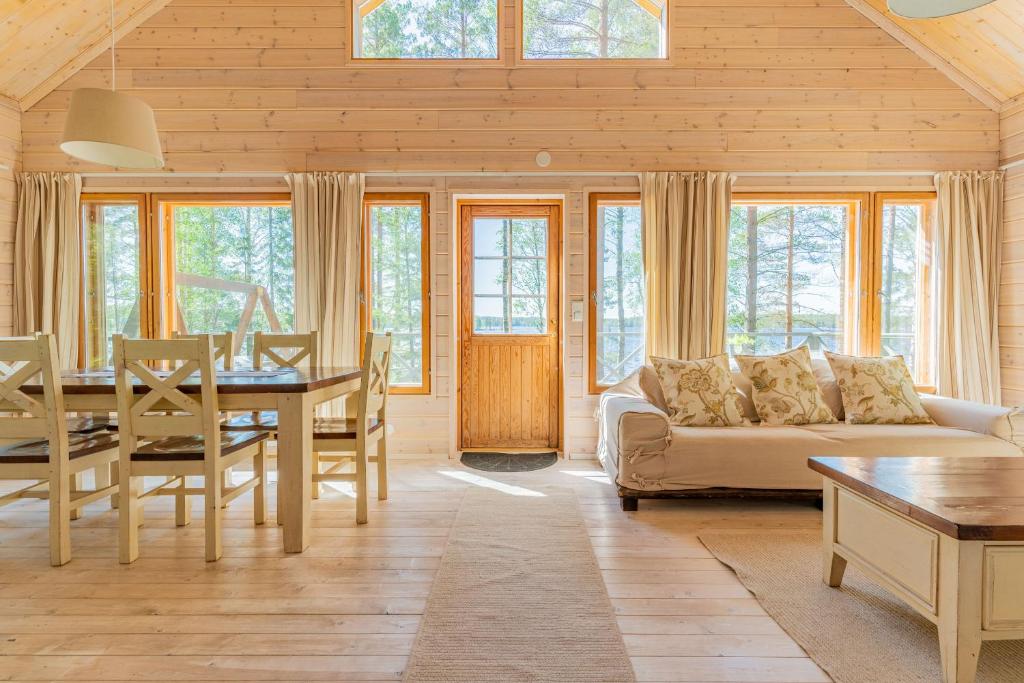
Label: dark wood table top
xmin=809 ymin=456 xmax=1024 ymax=541
xmin=24 ymin=367 xmax=362 ymax=395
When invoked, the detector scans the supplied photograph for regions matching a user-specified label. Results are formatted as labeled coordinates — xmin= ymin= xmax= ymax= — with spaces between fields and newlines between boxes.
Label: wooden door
xmin=459 ymin=203 xmax=560 ymax=449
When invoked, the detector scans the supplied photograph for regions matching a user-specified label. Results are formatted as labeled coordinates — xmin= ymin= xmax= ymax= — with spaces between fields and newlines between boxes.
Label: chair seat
xmin=67 ymin=416 xmax=115 ymax=434
xmin=132 ymin=431 xmax=269 ymax=462
xmin=0 ymin=432 xmax=120 ymax=465
xmin=312 ymin=417 xmax=384 ymax=440
xmin=222 ymin=411 xmax=279 ymax=431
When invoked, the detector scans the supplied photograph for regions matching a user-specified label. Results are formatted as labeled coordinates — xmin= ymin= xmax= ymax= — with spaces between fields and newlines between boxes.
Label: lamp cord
xmin=110 ymin=0 xmax=116 ymax=91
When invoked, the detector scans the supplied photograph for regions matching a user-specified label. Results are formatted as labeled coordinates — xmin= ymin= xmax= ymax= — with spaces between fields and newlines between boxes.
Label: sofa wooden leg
xmin=620 ymin=496 xmax=638 ymax=512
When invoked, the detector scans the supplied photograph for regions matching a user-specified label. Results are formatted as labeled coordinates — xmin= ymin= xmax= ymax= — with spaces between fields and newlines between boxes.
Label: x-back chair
xmin=0 ymin=334 xmax=119 ymax=565
xmin=112 ymin=334 xmax=267 ymax=563
xmin=172 ymin=331 xmax=236 ymax=370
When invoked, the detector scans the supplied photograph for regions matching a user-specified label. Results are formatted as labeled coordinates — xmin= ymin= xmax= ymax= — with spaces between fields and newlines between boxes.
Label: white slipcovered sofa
xmin=597 ymin=361 xmax=1024 ymax=511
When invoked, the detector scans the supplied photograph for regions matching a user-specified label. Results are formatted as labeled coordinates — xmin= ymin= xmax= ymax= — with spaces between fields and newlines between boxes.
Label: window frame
xmin=587 ymin=191 xmax=643 ymax=394
xmin=350 ymin=0 xmax=505 ymax=64
xmin=517 ymin=0 xmax=669 ymax=64
xmin=360 ymin=192 xmax=432 ymax=395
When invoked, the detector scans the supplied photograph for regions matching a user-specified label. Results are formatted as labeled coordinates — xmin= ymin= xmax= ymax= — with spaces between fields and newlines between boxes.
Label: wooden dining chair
xmin=0 ymin=334 xmax=119 ymax=565
xmin=172 ymin=331 xmax=235 ymax=369
xmin=312 ymin=332 xmax=392 ymax=524
xmin=112 ymin=334 xmax=267 ymax=563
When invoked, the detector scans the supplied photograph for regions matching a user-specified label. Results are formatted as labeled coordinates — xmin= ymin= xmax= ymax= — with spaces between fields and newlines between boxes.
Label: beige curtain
xmin=640 ymin=171 xmax=733 ymax=360
xmin=13 ymin=172 xmax=82 ymax=368
xmin=934 ymin=170 xmax=1004 ymax=404
xmin=286 ymin=172 xmax=364 ymax=369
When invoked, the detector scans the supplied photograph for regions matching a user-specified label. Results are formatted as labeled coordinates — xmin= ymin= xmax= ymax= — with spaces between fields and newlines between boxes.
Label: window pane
xmin=82 ymin=201 xmax=142 ymax=368
xmin=523 ymin=0 xmax=665 ymax=59
xmin=472 ymin=217 xmax=549 ymax=334
xmin=172 ymin=204 xmax=294 ymax=360
xmin=880 ymin=201 xmax=932 ymax=383
xmin=368 ymin=203 xmax=427 ymax=387
xmin=594 ymin=202 xmax=644 ymax=385
xmin=726 ymin=203 xmax=849 ymax=357
xmin=355 ymin=0 xmax=499 ymax=59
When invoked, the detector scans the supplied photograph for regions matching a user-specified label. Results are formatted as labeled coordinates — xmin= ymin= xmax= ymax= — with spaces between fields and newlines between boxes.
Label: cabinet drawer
xmin=835 ymin=487 xmax=939 ymax=612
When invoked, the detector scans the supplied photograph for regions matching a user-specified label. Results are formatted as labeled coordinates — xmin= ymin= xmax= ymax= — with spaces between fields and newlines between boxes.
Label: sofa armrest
xmin=919 ymin=394 xmax=1024 ymax=449
xmin=598 ymin=392 xmax=671 ymax=475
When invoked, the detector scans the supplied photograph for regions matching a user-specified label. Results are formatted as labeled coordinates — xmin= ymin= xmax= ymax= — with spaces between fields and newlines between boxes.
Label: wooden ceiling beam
xmin=843 ymin=0 xmax=1003 ymax=111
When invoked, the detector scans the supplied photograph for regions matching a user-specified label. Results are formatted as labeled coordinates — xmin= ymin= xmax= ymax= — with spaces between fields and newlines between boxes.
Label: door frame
xmin=455 ymin=198 xmax=564 ymax=452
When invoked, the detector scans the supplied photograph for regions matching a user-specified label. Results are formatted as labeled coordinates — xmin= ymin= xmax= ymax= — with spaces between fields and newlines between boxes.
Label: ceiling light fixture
xmin=887 ymin=0 xmax=997 ymax=18
xmin=60 ymin=0 xmax=164 ymax=168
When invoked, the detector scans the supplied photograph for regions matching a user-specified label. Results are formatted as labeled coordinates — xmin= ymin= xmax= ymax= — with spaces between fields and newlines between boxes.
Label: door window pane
xmin=879 ymin=199 xmax=933 ymax=383
xmin=523 ymin=0 xmax=665 ymax=59
xmin=82 ymin=199 xmax=142 ymax=368
xmin=472 ymin=217 xmax=548 ymax=334
xmin=727 ymin=202 xmax=851 ymax=356
xmin=354 ymin=0 xmax=499 ymax=59
xmin=367 ymin=201 xmax=428 ymax=388
xmin=171 ymin=203 xmax=294 ymax=359
xmin=592 ymin=199 xmax=644 ymax=387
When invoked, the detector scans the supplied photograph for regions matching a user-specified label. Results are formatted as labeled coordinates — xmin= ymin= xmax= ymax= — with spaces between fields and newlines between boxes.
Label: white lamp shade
xmin=887 ymin=0 xmax=996 ymax=18
xmin=60 ymin=88 xmax=164 ymax=169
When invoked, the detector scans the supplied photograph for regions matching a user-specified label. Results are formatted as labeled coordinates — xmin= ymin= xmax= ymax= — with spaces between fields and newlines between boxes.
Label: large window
xmin=162 ymin=196 xmax=295 ymax=359
xmin=80 ymin=195 xmax=148 ymax=368
xmin=588 ymin=193 xmax=644 ymax=392
xmin=353 ymin=0 xmax=499 ymax=59
xmin=79 ymin=194 xmax=295 ymax=368
xmin=523 ymin=0 xmax=665 ymax=59
xmin=726 ymin=193 xmax=936 ymax=385
xmin=362 ymin=193 xmax=431 ymax=394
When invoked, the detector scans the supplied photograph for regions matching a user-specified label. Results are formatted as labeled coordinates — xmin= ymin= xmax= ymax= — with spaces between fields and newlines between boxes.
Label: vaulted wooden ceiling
xmin=848 ymin=0 xmax=1024 ymax=105
xmin=1 ymin=0 xmax=1022 ymax=111
xmin=0 ymin=0 xmax=172 ymax=108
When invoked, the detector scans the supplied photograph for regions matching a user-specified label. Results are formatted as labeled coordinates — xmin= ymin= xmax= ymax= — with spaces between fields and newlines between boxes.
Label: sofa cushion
xmin=825 ymin=351 xmax=932 ymax=425
xmin=651 ymin=354 xmax=748 ymax=427
xmin=614 ymin=422 xmax=1021 ymax=492
xmin=734 ymin=346 xmax=837 ymax=425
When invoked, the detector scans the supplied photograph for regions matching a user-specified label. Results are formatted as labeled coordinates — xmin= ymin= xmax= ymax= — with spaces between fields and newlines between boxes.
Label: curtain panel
xmin=934 ymin=170 xmax=1004 ymax=404
xmin=287 ymin=172 xmax=365 ymax=370
xmin=640 ymin=171 xmax=733 ymax=360
xmin=13 ymin=172 xmax=82 ymax=368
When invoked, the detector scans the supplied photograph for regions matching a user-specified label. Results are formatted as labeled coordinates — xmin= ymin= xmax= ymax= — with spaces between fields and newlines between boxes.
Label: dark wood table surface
xmin=809 ymin=456 xmax=1024 ymax=541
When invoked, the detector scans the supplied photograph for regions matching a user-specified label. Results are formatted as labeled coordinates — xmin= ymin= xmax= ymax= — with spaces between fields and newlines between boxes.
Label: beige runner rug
xmin=403 ymin=487 xmax=636 ymax=682
xmin=699 ymin=530 xmax=1024 ymax=683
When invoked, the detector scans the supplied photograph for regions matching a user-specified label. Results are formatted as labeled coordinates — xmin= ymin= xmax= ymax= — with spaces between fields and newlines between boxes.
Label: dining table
xmin=27 ymin=366 xmax=362 ymax=553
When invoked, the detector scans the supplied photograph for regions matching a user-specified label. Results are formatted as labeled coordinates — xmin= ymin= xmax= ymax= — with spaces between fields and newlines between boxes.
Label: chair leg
xmin=355 ymin=445 xmax=368 ymax=525
xmin=119 ymin=475 xmax=140 ymax=564
xmin=68 ymin=472 xmax=83 ymax=521
xmin=95 ymin=464 xmax=111 ymax=495
xmin=205 ymin=469 xmax=223 ymax=562
xmin=254 ymin=442 xmax=266 ymax=526
xmin=311 ymin=450 xmax=320 ymax=500
xmin=175 ymin=476 xmax=191 ymax=527
xmin=376 ymin=437 xmax=388 ymax=502
xmin=109 ymin=461 xmax=119 ymax=509
xmin=221 ymin=468 xmax=232 ymax=508
xmin=49 ymin=469 xmax=72 ymax=566
xmin=276 ymin=456 xmax=284 ymax=527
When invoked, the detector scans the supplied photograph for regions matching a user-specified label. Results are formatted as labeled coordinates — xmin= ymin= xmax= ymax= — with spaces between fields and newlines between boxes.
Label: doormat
xmin=460 ymin=451 xmax=558 ymax=472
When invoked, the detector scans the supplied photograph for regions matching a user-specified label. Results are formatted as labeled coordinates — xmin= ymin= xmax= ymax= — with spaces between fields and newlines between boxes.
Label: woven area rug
xmin=403 ymin=487 xmax=636 ymax=682
xmin=699 ymin=530 xmax=1024 ymax=683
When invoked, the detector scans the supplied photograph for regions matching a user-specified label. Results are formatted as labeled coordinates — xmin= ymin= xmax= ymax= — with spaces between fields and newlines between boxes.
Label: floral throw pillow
xmin=650 ymin=354 xmax=748 ymax=427
xmin=824 ymin=351 xmax=933 ymax=425
xmin=734 ymin=346 xmax=837 ymax=425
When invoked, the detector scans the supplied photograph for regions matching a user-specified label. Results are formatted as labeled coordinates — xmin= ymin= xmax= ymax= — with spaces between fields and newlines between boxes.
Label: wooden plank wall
xmin=1000 ymin=100 xmax=1024 ymax=406
xmin=0 ymin=96 xmax=19 ymax=336
xmin=19 ymin=0 xmax=1000 ymax=173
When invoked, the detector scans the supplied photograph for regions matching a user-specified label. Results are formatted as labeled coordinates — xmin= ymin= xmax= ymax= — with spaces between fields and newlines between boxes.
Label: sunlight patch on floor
xmin=438 ymin=469 xmax=546 ymax=496
xmin=560 ymin=469 xmax=612 ymax=485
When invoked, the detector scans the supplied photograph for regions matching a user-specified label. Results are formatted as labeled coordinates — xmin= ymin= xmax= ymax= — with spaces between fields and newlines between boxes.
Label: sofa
xmin=597 ymin=360 xmax=1024 ymax=511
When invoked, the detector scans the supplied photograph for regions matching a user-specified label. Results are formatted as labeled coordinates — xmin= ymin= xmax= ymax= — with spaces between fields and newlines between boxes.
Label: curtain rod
xmin=77 ymin=170 xmax=943 ymax=178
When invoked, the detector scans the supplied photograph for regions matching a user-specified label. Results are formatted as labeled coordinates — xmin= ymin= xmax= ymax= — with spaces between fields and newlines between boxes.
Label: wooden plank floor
xmin=0 ymin=456 xmax=829 ymax=682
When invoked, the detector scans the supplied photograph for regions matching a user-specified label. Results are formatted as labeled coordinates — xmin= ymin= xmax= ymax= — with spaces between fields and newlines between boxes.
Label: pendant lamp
xmin=887 ymin=0 xmax=997 ymax=18
xmin=60 ymin=0 xmax=164 ymax=168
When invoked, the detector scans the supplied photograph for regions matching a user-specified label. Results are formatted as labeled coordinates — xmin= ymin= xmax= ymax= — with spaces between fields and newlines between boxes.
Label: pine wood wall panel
xmin=1000 ymin=101 xmax=1024 ymax=406
xmin=20 ymin=0 xmax=999 ymax=174
xmin=0 ymin=96 xmax=19 ymax=335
